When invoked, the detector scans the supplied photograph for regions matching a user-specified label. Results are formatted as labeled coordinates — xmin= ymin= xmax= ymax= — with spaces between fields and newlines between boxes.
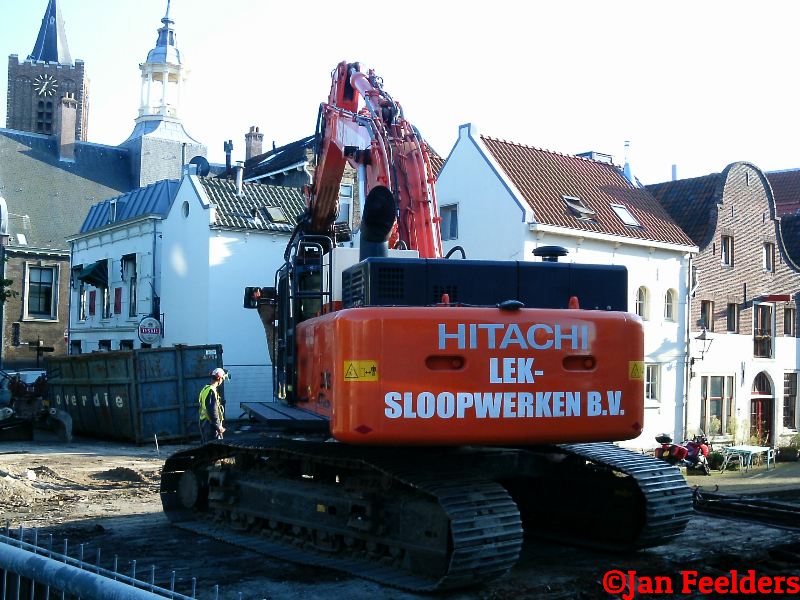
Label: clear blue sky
xmin=2 ymin=0 xmax=800 ymax=185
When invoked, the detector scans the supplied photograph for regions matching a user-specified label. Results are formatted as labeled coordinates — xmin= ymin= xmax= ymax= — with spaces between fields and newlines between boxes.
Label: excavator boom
xmin=303 ymin=62 xmax=442 ymax=258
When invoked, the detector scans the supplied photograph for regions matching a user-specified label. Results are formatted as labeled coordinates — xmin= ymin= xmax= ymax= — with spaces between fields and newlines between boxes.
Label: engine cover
xmin=296 ymin=306 xmax=645 ymax=446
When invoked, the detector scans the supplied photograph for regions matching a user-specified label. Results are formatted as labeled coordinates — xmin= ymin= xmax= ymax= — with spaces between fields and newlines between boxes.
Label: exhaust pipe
xmin=359 ymin=186 xmax=396 ymax=261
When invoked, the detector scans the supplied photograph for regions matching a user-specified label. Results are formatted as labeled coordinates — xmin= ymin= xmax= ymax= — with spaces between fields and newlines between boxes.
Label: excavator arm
xmin=302 ymin=61 xmax=442 ymax=259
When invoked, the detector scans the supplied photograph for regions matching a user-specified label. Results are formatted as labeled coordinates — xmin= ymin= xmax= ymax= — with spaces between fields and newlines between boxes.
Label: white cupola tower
xmin=137 ymin=0 xmax=187 ymax=122
xmin=121 ymin=0 xmax=207 ymax=188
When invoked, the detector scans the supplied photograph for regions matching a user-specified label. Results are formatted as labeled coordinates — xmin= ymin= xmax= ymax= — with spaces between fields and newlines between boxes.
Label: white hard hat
xmin=210 ymin=368 xmax=228 ymax=380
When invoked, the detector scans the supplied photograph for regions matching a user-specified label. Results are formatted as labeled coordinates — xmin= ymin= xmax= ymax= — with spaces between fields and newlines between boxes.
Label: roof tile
xmin=766 ymin=170 xmax=800 ymax=216
xmin=480 ymin=136 xmax=694 ymax=246
xmin=0 ymin=129 xmax=134 ymax=249
xmin=646 ymin=174 xmax=721 ymax=246
xmin=200 ymin=178 xmax=305 ymax=233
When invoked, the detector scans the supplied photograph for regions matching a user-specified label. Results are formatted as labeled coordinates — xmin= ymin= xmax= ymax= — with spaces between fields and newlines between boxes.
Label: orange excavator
xmin=161 ymin=62 xmax=691 ymax=590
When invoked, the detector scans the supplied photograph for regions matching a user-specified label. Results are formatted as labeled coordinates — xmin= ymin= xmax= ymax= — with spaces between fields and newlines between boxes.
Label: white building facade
xmin=67 ymin=168 xmax=305 ymax=409
xmin=435 ymin=124 xmax=697 ymax=448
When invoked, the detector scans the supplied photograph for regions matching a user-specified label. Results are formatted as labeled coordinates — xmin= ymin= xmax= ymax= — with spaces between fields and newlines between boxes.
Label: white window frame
xmin=122 ymin=255 xmax=138 ymax=319
xmin=635 ymin=286 xmax=649 ymax=320
xmin=645 ymin=364 xmax=660 ymax=402
xmin=562 ymin=195 xmax=596 ymax=220
xmin=440 ymin=204 xmax=459 ymax=241
xmin=700 ymin=374 xmax=735 ymax=438
xmin=784 ymin=372 xmax=798 ymax=430
xmin=610 ymin=203 xmax=640 ymax=227
xmin=78 ymin=279 xmax=86 ymax=321
xmin=664 ymin=289 xmax=676 ymax=322
xmin=721 ymin=235 xmax=733 ymax=267
xmin=764 ymin=242 xmax=775 ymax=272
xmin=23 ymin=262 xmax=58 ymax=321
xmin=754 ymin=302 xmax=774 ymax=359
xmin=72 ymin=265 xmax=86 ymax=322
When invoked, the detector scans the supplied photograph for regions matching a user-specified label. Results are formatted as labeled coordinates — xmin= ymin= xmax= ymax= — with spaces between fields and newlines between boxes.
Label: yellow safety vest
xmin=199 ymin=385 xmax=224 ymax=424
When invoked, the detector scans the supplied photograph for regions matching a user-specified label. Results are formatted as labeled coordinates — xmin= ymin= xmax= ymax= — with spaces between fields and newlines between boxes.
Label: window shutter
xmin=114 ymin=287 xmax=122 ymax=314
xmin=89 ymin=290 xmax=96 ymax=316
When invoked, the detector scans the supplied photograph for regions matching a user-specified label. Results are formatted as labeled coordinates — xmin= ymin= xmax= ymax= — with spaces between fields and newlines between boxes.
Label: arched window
xmin=751 ymin=372 xmax=774 ymax=445
xmin=664 ymin=289 xmax=676 ymax=322
xmin=635 ymin=286 xmax=649 ymax=320
xmin=752 ymin=372 xmax=772 ymax=396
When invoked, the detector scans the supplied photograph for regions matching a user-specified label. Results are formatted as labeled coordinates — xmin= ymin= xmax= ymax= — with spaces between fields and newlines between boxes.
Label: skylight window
xmin=265 ymin=206 xmax=287 ymax=223
xmin=17 ymin=233 xmax=28 ymax=245
xmin=562 ymin=196 xmax=596 ymax=219
xmin=610 ymin=204 xmax=640 ymax=227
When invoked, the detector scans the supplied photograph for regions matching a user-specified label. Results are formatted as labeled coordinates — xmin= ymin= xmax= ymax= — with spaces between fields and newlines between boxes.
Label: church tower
xmin=121 ymin=0 xmax=206 ymax=187
xmin=6 ymin=0 xmax=89 ymax=140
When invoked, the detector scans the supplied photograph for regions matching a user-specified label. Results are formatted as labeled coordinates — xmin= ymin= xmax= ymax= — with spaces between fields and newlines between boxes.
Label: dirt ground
xmin=2 ymin=432 xmax=800 ymax=600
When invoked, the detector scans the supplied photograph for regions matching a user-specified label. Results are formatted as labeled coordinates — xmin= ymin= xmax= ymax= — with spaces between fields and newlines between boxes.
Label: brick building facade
xmin=5 ymin=0 xmax=89 ymax=141
xmin=0 ymin=247 xmax=69 ymax=367
xmin=650 ymin=162 xmax=800 ymax=446
xmin=6 ymin=56 xmax=89 ymax=141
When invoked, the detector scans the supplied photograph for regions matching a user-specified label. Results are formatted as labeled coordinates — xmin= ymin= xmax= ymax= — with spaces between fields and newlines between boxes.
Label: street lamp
xmin=691 ymin=328 xmax=714 ymax=366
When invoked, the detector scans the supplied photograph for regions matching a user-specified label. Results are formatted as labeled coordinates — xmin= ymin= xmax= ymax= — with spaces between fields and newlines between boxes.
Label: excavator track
xmin=161 ymin=437 xmax=523 ymax=591
xmin=161 ymin=438 xmax=691 ymax=590
xmin=523 ymin=443 xmax=693 ymax=550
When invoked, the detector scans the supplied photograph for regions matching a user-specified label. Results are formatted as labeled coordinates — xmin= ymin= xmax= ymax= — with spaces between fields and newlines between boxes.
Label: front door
xmin=750 ymin=372 xmax=773 ymax=445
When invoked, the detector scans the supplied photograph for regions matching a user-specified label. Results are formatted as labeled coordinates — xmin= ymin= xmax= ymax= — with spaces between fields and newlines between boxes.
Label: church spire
xmin=146 ymin=0 xmax=183 ymax=65
xmin=28 ymin=0 xmax=72 ymax=65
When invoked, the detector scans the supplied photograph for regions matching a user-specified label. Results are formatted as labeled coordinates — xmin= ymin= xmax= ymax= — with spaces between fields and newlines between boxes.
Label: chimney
xmin=56 ymin=93 xmax=78 ymax=161
xmin=622 ymin=140 xmax=639 ymax=188
xmin=672 ymin=164 xmax=678 ymax=181
xmin=224 ymin=140 xmax=233 ymax=179
xmin=245 ymin=126 xmax=264 ymax=161
xmin=235 ymin=161 xmax=244 ymax=196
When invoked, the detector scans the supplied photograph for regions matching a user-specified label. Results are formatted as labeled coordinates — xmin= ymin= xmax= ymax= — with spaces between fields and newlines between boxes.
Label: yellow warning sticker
xmin=344 ymin=361 xmax=379 ymax=382
xmin=629 ymin=361 xmax=645 ymax=380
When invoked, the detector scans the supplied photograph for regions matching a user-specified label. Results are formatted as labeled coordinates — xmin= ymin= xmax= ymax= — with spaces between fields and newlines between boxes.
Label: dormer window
xmin=265 ymin=206 xmax=287 ymax=223
xmin=610 ymin=204 xmax=640 ymax=227
xmin=562 ymin=195 xmax=596 ymax=220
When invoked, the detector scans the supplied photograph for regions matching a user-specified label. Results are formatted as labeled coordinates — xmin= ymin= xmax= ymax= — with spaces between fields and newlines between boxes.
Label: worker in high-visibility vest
xmin=199 ymin=368 xmax=228 ymax=443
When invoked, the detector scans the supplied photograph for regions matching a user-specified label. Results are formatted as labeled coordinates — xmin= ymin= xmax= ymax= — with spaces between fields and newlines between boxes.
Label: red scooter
xmin=655 ymin=434 xmax=711 ymax=475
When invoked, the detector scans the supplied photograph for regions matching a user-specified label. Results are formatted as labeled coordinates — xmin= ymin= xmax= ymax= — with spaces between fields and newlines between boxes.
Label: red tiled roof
xmin=480 ymin=136 xmax=694 ymax=246
xmin=766 ymin=170 xmax=800 ymax=216
xmin=428 ymin=152 xmax=444 ymax=179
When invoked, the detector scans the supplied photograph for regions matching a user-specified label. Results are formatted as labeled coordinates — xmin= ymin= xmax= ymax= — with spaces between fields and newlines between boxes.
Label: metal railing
xmin=0 ymin=524 xmax=238 ymax=600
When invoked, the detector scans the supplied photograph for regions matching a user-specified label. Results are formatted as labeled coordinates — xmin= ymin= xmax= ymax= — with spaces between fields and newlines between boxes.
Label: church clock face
xmin=34 ymin=74 xmax=58 ymax=97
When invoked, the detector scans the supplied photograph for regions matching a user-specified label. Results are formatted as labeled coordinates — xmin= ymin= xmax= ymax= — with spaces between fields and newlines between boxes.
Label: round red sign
xmin=138 ymin=316 xmax=162 ymax=344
